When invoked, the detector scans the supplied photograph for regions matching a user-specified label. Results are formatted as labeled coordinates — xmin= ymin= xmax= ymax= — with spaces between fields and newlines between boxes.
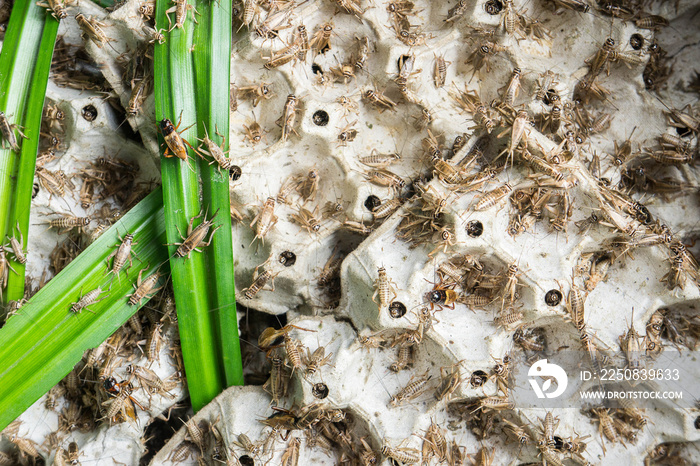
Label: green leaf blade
xmin=155 ymin=0 xmax=242 ymax=411
xmin=0 ymin=189 xmax=169 ymax=431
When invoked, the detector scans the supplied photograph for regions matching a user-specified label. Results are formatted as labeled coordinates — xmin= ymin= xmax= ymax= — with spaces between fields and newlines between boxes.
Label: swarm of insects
xmin=6 ymin=0 xmax=700 ymax=464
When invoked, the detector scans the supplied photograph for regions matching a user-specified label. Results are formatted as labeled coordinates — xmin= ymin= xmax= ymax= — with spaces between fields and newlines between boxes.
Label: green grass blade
xmin=0 ymin=188 xmax=169 ymax=431
xmin=155 ymin=0 xmax=242 ymax=411
xmin=0 ymin=0 xmax=57 ymax=302
xmin=5 ymin=14 xmax=59 ymax=302
xmin=192 ymin=0 xmax=242 ymax=389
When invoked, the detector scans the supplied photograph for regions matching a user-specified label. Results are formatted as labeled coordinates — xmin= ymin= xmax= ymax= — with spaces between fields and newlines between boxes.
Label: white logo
xmin=528 ymin=359 xmax=568 ymax=399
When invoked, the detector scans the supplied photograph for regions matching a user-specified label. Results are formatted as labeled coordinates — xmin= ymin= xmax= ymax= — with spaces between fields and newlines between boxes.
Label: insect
xmin=362 ymin=88 xmax=397 ymax=112
xmin=242 ymin=120 xmax=264 ymax=146
xmin=264 ymin=42 xmax=302 ymax=69
xmin=611 ymin=50 xmax=647 ymax=68
xmin=283 ymin=332 xmax=306 ymax=377
xmin=43 ymin=102 xmax=65 ymax=131
xmin=565 ymin=274 xmax=587 ymax=331
xmin=611 ymin=126 xmax=637 ymax=165
xmin=358 ymin=150 xmax=401 ymax=169
xmin=264 ymin=351 xmax=289 ymax=406
xmin=381 ymin=444 xmax=420 ymax=463
xmin=333 ymin=0 xmax=365 ymax=17
xmin=36 ymin=0 xmax=68 ymax=20
xmin=436 ymin=256 xmax=468 ymax=286
xmin=128 ymin=268 xmax=162 ymax=305
xmin=321 ymin=200 xmax=345 ymax=220
xmin=503 ymin=418 xmax=531 ymax=447
xmin=310 ymin=22 xmax=334 ymax=54
xmin=126 ymin=364 xmax=174 ymax=397
xmin=498 ymin=109 xmax=530 ymax=168
xmin=495 ymin=306 xmax=524 ymax=328
xmin=591 ymin=408 xmax=620 ymax=454
xmin=105 ymin=233 xmax=136 ymax=278
xmin=158 ymin=111 xmax=197 ymax=164
xmin=35 ymin=148 xmax=57 ymax=168
xmin=242 ymin=261 xmax=280 ymax=300
xmin=618 ymin=398 xmax=647 ymax=429
xmin=539 ymin=411 xmax=558 ymax=449
xmin=647 ymin=148 xmax=694 ymax=165
xmin=294 ymin=24 xmax=309 ymax=61
xmin=501 ymin=0 xmax=521 ymax=35
xmin=278 ymin=95 xmax=300 ymax=142
xmin=445 ymin=0 xmax=468 ymax=22
xmin=435 ymin=362 xmax=462 ymax=401
xmin=314 ymin=245 xmax=343 ymax=288
xmin=337 ymin=120 xmax=359 ymax=146
xmin=235 ymin=82 xmax=274 ymax=107
xmin=501 ymin=67 xmax=522 ymax=106
xmin=125 ymin=77 xmax=150 ymax=116
xmin=551 ymin=0 xmax=591 ymax=13
xmin=372 ymin=197 xmax=403 ymax=220
xmin=235 ymin=433 xmax=263 ymax=458
xmin=55 ymin=441 xmax=82 ymax=465
xmin=619 ymin=310 xmax=644 ymax=370
xmin=646 ymin=309 xmax=665 ymax=345
xmin=289 ymin=206 xmax=322 ymax=234
xmin=426 ymin=280 xmax=458 ymax=311
xmin=422 ymin=420 xmax=448 ymax=462
xmin=304 ymin=345 xmax=333 ymax=378
xmin=635 ymin=14 xmax=669 ymax=30
xmin=658 ymin=132 xmax=693 ymax=153
xmin=584 ymin=37 xmax=617 ymax=81
xmin=329 ymin=63 xmax=356 ymax=88
xmin=75 ymin=13 xmax=116 ymax=50
xmin=280 ymin=437 xmax=300 ymax=466
xmin=46 ymin=213 xmax=91 ymax=234
xmin=165 ymin=0 xmax=199 ymax=31
xmin=537 ymin=445 xmax=564 ymax=466
xmin=4 ymin=223 xmax=27 ymax=265
xmin=0 ymin=111 xmax=27 ymax=153
xmin=276 ymin=175 xmax=299 ymax=206
xmin=390 ymin=345 xmax=413 ymax=372
xmin=102 ymin=382 xmax=144 ymax=424
xmin=661 ymin=254 xmax=686 ymax=290
xmin=464 ymin=42 xmax=507 ymax=79
xmin=250 ymin=197 xmax=278 ymax=246
xmin=337 ymin=95 xmax=359 ymax=117
xmin=563 ymin=430 xmax=590 ymax=459
xmin=612 ymin=417 xmax=639 ymax=444
xmin=536 ymin=70 xmax=558 ymax=101
xmin=475 ymin=183 xmax=513 ymax=211
xmin=413 ymin=108 xmax=434 ymax=132
xmin=6 ymin=431 xmax=43 ymax=460
xmin=71 ymin=286 xmax=106 ymax=315
xmin=395 ymin=54 xmax=418 ymax=89
xmin=363 ymin=169 xmax=406 ymax=194
xmin=343 ymin=219 xmax=374 ymax=235
xmin=0 ymin=250 xmax=16 ymax=299
xmin=254 ymin=3 xmax=295 ymax=39
xmin=351 ymin=36 xmax=370 ymax=71
xmin=389 ymin=372 xmax=432 ymax=407
xmin=372 ymin=267 xmax=398 ymax=312
xmin=138 ymin=1 xmax=155 ymax=20
xmin=293 ymin=169 xmax=320 ymax=202
xmin=197 ymin=125 xmax=232 ymax=172
xmin=142 ymin=25 xmax=165 ymax=45
xmin=182 ymin=417 xmax=207 ymax=452
xmin=471 ymin=395 xmax=514 ymax=413
xmin=170 ymin=210 xmax=221 ymax=259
